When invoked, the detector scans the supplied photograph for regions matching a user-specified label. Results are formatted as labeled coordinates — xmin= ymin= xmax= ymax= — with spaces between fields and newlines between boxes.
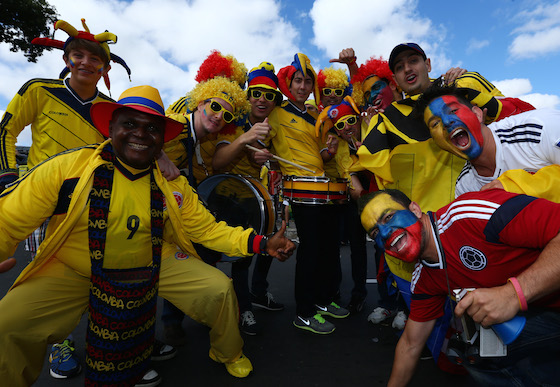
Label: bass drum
xmin=196 ymin=173 xmax=275 ymax=235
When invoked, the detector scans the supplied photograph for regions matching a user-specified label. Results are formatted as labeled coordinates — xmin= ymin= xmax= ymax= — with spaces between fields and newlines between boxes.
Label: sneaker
xmin=151 ymin=340 xmax=177 ymax=361
xmin=392 ymin=311 xmax=408 ymax=330
xmin=346 ymin=298 xmax=366 ymax=315
xmin=135 ymin=369 xmax=161 ymax=387
xmin=316 ymin=302 xmax=350 ymax=319
xmin=239 ymin=310 xmax=260 ymax=336
xmin=49 ymin=339 xmax=81 ymax=379
xmin=251 ymin=292 xmax=284 ymax=311
xmin=367 ymin=307 xmax=395 ymax=324
xmin=209 ymin=352 xmax=253 ymax=378
xmin=293 ymin=313 xmax=335 ymax=334
xmin=163 ymin=323 xmax=187 ymax=347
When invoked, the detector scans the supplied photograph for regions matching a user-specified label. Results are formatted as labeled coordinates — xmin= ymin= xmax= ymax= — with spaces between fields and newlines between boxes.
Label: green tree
xmin=0 ymin=0 xmax=58 ymax=62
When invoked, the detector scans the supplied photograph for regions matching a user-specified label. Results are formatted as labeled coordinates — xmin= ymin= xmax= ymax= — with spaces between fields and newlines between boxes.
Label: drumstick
xmin=245 ymin=144 xmax=316 ymax=174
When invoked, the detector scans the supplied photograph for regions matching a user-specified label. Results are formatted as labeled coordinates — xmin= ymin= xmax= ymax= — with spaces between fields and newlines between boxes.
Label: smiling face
xmin=392 ymin=51 xmax=431 ymax=96
xmin=248 ymin=87 xmax=276 ymax=122
xmin=197 ymin=97 xmax=234 ymax=135
xmin=321 ymin=88 xmax=344 ymax=107
xmin=361 ymin=193 xmax=423 ymax=262
xmin=363 ymin=76 xmax=394 ymax=110
xmin=64 ymin=48 xmax=109 ymax=88
xmin=289 ymin=70 xmax=314 ymax=105
xmin=424 ymin=95 xmax=484 ymax=160
xmin=333 ymin=115 xmax=360 ymax=141
xmin=109 ymin=108 xmax=165 ymax=169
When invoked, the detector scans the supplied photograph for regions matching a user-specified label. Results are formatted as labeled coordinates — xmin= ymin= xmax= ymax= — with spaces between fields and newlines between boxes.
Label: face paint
xmin=95 ymin=63 xmax=104 ymax=74
xmin=361 ymin=193 xmax=422 ymax=263
xmin=68 ymin=55 xmax=77 ymax=68
xmin=424 ymin=95 xmax=483 ymax=160
xmin=364 ymin=77 xmax=393 ymax=110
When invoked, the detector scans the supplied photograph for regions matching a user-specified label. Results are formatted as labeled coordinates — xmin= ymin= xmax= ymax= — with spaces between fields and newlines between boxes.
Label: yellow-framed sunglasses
xmin=250 ymin=89 xmax=277 ymax=102
xmin=334 ymin=115 xmax=358 ymax=131
xmin=322 ymin=88 xmax=344 ymax=97
xmin=207 ymin=99 xmax=235 ymax=123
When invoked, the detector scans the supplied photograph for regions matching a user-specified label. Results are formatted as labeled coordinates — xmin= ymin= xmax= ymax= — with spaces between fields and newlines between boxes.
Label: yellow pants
xmin=0 ymin=250 xmax=242 ymax=386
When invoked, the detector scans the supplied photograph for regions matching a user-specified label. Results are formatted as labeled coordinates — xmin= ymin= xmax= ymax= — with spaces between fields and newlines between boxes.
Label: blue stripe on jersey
xmin=483 ymin=194 xmax=537 ymax=243
xmin=283 ymin=103 xmax=316 ymax=126
xmin=456 ymin=162 xmax=473 ymax=183
xmin=495 ymin=123 xmax=543 ymax=144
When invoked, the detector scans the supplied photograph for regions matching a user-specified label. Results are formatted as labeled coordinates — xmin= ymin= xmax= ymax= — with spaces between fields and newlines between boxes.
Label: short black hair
xmin=412 ymin=83 xmax=474 ymax=128
xmin=358 ymin=189 xmax=412 ymax=215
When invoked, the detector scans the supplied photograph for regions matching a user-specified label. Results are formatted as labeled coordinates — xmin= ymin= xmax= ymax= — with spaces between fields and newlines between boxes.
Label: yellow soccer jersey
xmin=215 ymin=122 xmax=262 ymax=178
xmin=0 ymin=78 xmax=111 ymax=176
xmin=164 ymin=112 xmax=216 ymax=185
xmin=266 ymin=101 xmax=323 ymax=177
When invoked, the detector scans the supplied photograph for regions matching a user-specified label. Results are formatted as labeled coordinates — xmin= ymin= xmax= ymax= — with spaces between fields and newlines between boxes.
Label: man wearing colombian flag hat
xmin=0 ymin=85 xmax=295 ymax=386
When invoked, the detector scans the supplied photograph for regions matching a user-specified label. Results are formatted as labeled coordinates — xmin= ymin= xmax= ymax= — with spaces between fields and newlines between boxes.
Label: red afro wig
xmin=351 ymin=56 xmax=395 ymax=87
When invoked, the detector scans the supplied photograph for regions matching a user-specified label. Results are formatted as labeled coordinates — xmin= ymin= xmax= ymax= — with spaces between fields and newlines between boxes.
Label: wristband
xmin=348 ymin=56 xmax=357 ymax=65
xmin=259 ymin=235 xmax=269 ymax=255
xmin=508 ymin=277 xmax=528 ymax=311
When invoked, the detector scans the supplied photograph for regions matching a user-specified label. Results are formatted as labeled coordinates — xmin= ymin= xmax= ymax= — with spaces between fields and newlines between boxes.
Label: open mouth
xmin=450 ymin=128 xmax=471 ymax=150
xmin=406 ymin=74 xmax=417 ymax=83
xmin=386 ymin=229 xmax=407 ymax=253
xmin=129 ymin=143 xmax=148 ymax=151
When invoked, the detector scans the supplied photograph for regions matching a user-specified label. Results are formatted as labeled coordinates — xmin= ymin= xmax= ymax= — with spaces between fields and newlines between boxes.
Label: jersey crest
xmin=459 ymin=245 xmax=487 ymax=271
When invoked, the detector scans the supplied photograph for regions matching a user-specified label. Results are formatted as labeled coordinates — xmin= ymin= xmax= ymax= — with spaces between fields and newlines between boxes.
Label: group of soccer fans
xmin=0 ymin=16 xmax=559 ymax=387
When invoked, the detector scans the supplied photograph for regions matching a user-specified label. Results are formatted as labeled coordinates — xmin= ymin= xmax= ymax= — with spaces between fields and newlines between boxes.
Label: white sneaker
xmin=367 ymin=307 xmax=395 ymax=324
xmin=392 ymin=311 xmax=408 ymax=330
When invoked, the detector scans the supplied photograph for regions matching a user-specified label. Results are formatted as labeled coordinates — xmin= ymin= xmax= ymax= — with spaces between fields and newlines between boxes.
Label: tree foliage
xmin=0 ymin=0 xmax=59 ymax=62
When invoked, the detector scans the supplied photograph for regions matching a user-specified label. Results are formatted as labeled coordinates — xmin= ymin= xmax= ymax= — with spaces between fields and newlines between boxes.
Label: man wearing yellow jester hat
xmin=268 ymin=53 xmax=350 ymax=334
xmin=0 ymin=18 xmax=131 ymax=192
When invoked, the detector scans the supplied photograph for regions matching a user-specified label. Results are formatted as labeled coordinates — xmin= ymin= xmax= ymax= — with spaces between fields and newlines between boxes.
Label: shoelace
xmin=312 ymin=313 xmax=327 ymax=323
xmin=265 ymin=292 xmax=275 ymax=304
xmin=54 ymin=340 xmax=75 ymax=362
xmin=241 ymin=311 xmax=257 ymax=325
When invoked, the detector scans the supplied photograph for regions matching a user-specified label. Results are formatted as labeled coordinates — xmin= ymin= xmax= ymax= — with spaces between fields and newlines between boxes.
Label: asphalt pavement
xmin=2 ymin=236 xmax=476 ymax=386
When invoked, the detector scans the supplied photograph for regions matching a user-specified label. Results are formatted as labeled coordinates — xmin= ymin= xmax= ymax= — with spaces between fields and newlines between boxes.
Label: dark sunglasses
xmin=250 ymin=89 xmax=277 ymax=102
xmin=322 ymin=88 xmax=344 ymax=97
xmin=208 ymin=100 xmax=235 ymax=123
xmin=334 ymin=115 xmax=358 ymax=130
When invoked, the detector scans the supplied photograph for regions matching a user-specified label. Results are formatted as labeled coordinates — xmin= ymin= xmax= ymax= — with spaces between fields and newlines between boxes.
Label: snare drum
xmin=282 ymin=175 xmax=349 ymax=204
xmin=196 ymin=174 xmax=275 ymax=235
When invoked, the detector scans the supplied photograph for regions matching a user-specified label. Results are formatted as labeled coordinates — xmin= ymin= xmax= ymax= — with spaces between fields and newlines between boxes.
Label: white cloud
xmin=492 ymin=78 xmax=533 ymax=97
xmin=308 ymin=0 xmax=453 ymax=76
xmin=466 ymin=39 xmax=489 ymax=53
xmin=509 ymin=1 xmax=560 ymax=59
xmin=0 ymin=0 xmax=300 ymax=110
xmin=519 ymin=93 xmax=560 ymax=109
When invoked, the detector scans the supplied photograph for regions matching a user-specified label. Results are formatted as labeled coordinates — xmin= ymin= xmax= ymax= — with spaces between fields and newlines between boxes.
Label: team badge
xmin=173 ymin=192 xmax=183 ymax=208
xmin=459 ymin=246 xmax=487 ymax=271
xmin=330 ymin=108 xmax=339 ymax=119
xmin=175 ymin=252 xmax=189 ymax=260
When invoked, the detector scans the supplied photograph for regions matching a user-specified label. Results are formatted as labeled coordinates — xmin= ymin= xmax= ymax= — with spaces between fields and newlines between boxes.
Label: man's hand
xmin=242 ymin=117 xmax=270 ymax=145
xmin=329 ymin=48 xmax=356 ymax=65
xmin=157 ymin=151 xmax=180 ymax=181
xmin=442 ymin=67 xmax=467 ymax=85
xmin=265 ymin=220 xmax=296 ymax=261
xmin=481 ymin=179 xmax=504 ymax=191
xmin=454 ymin=284 xmax=520 ymax=327
xmin=0 ymin=258 xmax=16 ymax=273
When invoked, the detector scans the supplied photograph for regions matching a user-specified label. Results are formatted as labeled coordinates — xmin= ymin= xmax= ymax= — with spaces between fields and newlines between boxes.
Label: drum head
xmin=197 ymin=174 xmax=270 ymax=235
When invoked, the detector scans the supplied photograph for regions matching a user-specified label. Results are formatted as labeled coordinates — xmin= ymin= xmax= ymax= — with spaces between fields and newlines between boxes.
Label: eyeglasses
xmin=250 ymin=89 xmax=277 ymax=102
xmin=322 ymin=88 xmax=344 ymax=97
xmin=207 ymin=99 xmax=235 ymax=123
xmin=334 ymin=115 xmax=358 ymax=131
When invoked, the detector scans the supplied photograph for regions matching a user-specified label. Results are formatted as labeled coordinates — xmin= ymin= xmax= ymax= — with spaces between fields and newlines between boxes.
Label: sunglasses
xmin=207 ymin=100 xmax=235 ymax=123
xmin=322 ymin=88 xmax=344 ymax=97
xmin=250 ymin=89 xmax=277 ymax=102
xmin=334 ymin=115 xmax=358 ymax=131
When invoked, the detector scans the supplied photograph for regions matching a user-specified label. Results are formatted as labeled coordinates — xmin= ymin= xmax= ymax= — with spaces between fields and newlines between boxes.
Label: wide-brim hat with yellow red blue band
xmin=91 ymin=85 xmax=183 ymax=142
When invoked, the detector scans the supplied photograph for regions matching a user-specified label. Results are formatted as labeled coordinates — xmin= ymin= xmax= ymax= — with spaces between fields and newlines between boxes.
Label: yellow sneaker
xmin=210 ymin=352 xmax=253 ymax=378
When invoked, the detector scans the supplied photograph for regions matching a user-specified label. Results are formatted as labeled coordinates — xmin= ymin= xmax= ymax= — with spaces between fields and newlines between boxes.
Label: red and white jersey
xmin=409 ymin=188 xmax=560 ymax=322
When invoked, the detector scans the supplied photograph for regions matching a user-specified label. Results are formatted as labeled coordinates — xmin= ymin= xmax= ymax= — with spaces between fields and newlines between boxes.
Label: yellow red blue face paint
xmin=364 ymin=77 xmax=393 ymax=110
xmin=361 ymin=193 xmax=422 ymax=262
xmin=424 ymin=95 xmax=483 ymax=160
xmin=68 ymin=55 xmax=105 ymax=74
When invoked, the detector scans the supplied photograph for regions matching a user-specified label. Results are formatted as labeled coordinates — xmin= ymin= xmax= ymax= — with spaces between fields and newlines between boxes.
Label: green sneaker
xmin=293 ymin=313 xmax=335 ymax=334
xmin=316 ymin=302 xmax=350 ymax=319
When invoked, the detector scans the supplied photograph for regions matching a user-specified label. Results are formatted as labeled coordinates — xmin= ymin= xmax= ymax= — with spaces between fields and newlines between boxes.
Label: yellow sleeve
xmin=498 ymin=165 xmax=560 ymax=203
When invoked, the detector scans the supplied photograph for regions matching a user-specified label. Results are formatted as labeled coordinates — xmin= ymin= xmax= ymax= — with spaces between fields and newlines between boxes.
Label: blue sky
xmin=1 ymin=0 xmax=559 ymax=146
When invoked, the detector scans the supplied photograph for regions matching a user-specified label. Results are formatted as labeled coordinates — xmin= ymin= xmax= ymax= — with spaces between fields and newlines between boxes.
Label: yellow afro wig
xmin=317 ymin=67 xmax=350 ymax=92
xmin=187 ymin=76 xmax=251 ymax=117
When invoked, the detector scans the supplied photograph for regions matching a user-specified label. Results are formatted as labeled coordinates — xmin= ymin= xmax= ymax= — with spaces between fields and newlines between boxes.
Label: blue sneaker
xmin=49 ymin=339 xmax=81 ymax=379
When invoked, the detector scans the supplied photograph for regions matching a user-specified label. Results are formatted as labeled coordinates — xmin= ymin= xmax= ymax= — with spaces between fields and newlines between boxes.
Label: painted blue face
xmin=425 ymin=96 xmax=483 ymax=160
xmin=374 ymin=209 xmax=418 ymax=251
